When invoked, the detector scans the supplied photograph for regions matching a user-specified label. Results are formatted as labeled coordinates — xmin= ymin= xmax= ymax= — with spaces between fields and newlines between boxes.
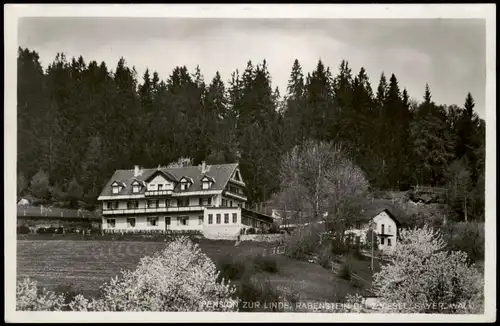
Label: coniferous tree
xmin=410 ymin=85 xmax=455 ymax=186
xmin=17 ymin=48 xmax=50 ymax=179
xmin=283 ymin=59 xmax=306 ymax=148
xmin=332 ymin=60 xmax=355 ymax=146
xmin=67 ymin=177 xmax=84 ymax=208
xmin=237 ymin=61 xmax=283 ymax=204
xmin=303 ymin=60 xmax=334 ymax=142
xmin=15 ymin=48 xmax=485 ymax=215
xmin=29 ymin=169 xmax=51 ymax=202
xmin=17 ymin=173 xmax=28 ymax=197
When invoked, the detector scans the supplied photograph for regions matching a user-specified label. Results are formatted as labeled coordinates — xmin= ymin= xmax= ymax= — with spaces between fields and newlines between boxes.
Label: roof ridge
xmin=116 ymin=163 xmax=238 ymax=171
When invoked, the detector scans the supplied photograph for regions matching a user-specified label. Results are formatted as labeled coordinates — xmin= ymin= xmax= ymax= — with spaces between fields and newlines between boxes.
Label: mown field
xmin=16 ymin=239 xmax=362 ymax=302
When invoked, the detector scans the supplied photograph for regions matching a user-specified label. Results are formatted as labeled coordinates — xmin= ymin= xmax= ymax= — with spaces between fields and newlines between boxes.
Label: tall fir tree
xmin=283 ymin=59 xmax=306 ymax=148
xmin=15 ymin=48 xmax=485 ymax=215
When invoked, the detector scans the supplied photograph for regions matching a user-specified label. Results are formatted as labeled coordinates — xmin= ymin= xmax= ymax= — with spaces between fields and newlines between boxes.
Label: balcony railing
xmin=102 ymin=206 xmax=207 ymax=215
xmin=144 ymin=190 xmax=173 ymax=197
xmin=223 ymin=190 xmax=247 ymax=201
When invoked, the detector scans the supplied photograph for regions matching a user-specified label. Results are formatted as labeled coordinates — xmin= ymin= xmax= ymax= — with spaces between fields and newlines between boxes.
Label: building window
xmin=127 ymin=218 xmax=136 ymax=228
xmin=106 ymin=219 xmax=116 ymax=228
xmin=381 ymin=224 xmax=385 ymax=234
xmin=208 ymin=214 xmax=213 ymax=224
xmin=165 ymin=216 xmax=171 ymax=225
xmin=199 ymin=215 xmax=204 ymax=225
xmin=230 ymin=200 xmax=233 ymax=207
xmin=107 ymin=201 xmax=119 ymax=210
xmin=355 ymin=222 xmax=361 ymax=229
xmin=202 ymin=181 xmax=210 ymax=190
xmin=148 ymin=200 xmax=159 ymax=208
xmin=388 ymin=225 xmax=391 ymax=233
xmin=112 ymin=186 xmax=120 ymax=194
xmin=147 ymin=217 xmax=158 ymax=227
xmin=232 ymin=213 xmax=237 ymax=224
xmin=127 ymin=200 xmax=139 ymax=209
xmin=216 ymin=214 xmax=221 ymax=224
xmin=166 ymin=199 xmax=171 ymax=207
xmin=178 ymin=216 xmax=189 ymax=226
xmin=381 ymin=237 xmax=385 ymax=245
xmin=177 ymin=198 xmax=189 ymax=207
xmin=221 ymin=199 xmax=227 ymax=207
xmin=180 ymin=182 xmax=190 ymax=191
xmin=224 ymin=213 xmax=229 ymax=224
xmin=388 ymin=238 xmax=392 ymax=246
xmin=158 ymin=184 xmax=163 ymax=191
xmin=238 ymin=203 xmax=242 ymax=208
xmin=199 ymin=197 xmax=212 ymax=206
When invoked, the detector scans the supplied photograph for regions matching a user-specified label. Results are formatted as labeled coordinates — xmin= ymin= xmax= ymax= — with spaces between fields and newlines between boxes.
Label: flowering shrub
xmin=372 ymin=224 xmax=484 ymax=314
xmin=344 ymin=293 xmax=369 ymax=313
xmin=16 ymin=277 xmax=66 ymax=311
xmin=17 ymin=237 xmax=238 ymax=312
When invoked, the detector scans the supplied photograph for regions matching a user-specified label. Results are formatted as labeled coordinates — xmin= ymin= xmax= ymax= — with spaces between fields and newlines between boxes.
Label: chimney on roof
xmin=201 ymin=161 xmax=208 ymax=174
xmin=134 ymin=165 xmax=143 ymax=177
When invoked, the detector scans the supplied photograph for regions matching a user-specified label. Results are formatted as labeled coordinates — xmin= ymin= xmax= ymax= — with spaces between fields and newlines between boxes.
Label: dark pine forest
xmin=17 ymin=48 xmax=485 ymax=221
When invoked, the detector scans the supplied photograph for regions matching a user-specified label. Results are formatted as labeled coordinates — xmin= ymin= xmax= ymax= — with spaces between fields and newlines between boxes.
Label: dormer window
xmin=131 ymin=180 xmax=142 ymax=193
xmin=111 ymin=181 xmax=124 ymax=194
xmin=201 ymin=176 xmax=215 ymax=190
xmin=179 ymin=177 xmax=193 ymax=191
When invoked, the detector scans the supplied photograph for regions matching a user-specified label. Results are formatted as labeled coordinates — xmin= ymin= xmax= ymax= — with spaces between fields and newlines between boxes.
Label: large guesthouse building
xmin=97 ymin=162 xmax=273 ymax=238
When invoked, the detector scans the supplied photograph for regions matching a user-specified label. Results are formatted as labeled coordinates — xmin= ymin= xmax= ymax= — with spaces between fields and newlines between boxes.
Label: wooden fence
xmin=17 ymin=206 xmax=96 ymax=219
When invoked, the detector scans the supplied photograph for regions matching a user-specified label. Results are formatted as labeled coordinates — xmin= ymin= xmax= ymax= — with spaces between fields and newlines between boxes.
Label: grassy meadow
xmin=16 ymin=238 xmax=368 ymax=304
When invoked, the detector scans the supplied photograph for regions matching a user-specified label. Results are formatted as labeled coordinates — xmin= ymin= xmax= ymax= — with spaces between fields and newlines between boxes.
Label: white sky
xmin=18 ymin=17 xmax=486 ymax=117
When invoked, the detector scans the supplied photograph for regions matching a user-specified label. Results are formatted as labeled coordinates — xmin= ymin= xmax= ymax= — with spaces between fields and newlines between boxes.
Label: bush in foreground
xmin=216 ymin=253 xmax=280 ymax=282
xmin=253 ymin=253 xmax=279 ymax=273
xmin=337 ymin=262 xmax=352 ymax=281
xmin=236 ymin=274 xmax=301 ymax=312
xmin=216 ymin=255 xmax=247 ymax=281
xmin=441 ymin=221 xmax=484 ymax=262
xmin=284 ymin=224 xmax=322 ymax=260
xmin=372 ymin=224 xmax=484 ymax=314
xmin=317 ymin=245 xmax=333 ymax=269
xmin=16 ymin=277 xmax=66 ymax=311
xmin=17 ymin=236 xmax=238 ymax=311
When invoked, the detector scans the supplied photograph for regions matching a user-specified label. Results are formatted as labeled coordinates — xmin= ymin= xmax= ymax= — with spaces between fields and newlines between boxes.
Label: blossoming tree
xmin=371 ymin=224 xmax=484 ymax=314
xmin=17 ymin=237 xmax=239 ymax=312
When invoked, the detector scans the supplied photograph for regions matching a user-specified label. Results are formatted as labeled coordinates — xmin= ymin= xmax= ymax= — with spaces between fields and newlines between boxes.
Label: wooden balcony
xmin=102 ymin=206 xmax=207 ymax=215
xmin=144 ymin=190 xmax=173 ymax=197
xmin=223 ymin=190 xmax=247 ymax=201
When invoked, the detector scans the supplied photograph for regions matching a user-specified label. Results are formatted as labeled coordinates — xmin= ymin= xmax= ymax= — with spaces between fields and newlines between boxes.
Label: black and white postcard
xmin=4 ymin=3 xmax=496 ymax=323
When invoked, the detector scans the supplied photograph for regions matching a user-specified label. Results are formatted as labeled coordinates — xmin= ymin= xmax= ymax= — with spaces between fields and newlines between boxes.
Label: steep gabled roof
xmin=201 ymin=175 xmax=216 ymax=183
xmin=179 ymin=176 xmax=194 ymax=184
xmin=111 ymin=181 xmax=126 ymax=188
xmin=144 ymin=169 xmax=179 ymax=183
xmin=380 ymin=208 xmax=402 ymax=227
xmin=131 ymin=179 xmax=146 ymax=187
xmin=98 ymin=163 xmax=239 ymax=198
